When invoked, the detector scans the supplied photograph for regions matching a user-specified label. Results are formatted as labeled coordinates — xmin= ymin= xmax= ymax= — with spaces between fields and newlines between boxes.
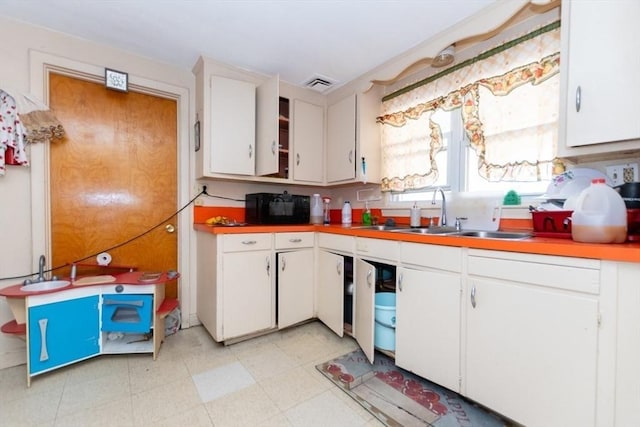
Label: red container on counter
xmin=531 ymin=210 xmax=573 ymax=239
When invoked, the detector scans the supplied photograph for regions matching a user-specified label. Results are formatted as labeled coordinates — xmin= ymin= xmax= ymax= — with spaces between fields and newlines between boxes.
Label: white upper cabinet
xmin=292 ymin=99 xmax=324 ymax=183
xmin=255 ymin=75 xmax=280 ymax=176
xmin=327 ymin=94 xmax=356 ymax=182
xmin=326 ymin=86 xmax=382 ymax=185
xmin=209 ymin=75 xmax=256 ymax=175
xmin=559 ymin=0 xmax=640 ymax=156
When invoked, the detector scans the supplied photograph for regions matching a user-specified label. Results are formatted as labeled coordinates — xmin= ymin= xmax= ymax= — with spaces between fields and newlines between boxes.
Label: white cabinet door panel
xmin=210 ymin=76 xmax=256 ymax=175
xmin=327 ymin=94 xmax=356 ymax=183
xmin=222 ymin=251 xmax=273 ymax=339
xmin=355 ymin=258 xmax=375 ymax=363
xmin=465 ymin=277 xmax=598 ymax=427
xmin=317 ymin=250 xmax=344 ymax=337
xmin=256 ymin=74 xmax=279 ymax=176
xmin=396 ymin=267 xmax=460 ymax=392
xmin=278 ymin=249 xmax=314 ymax=329
xmin=292 ymin=100 xmax=324 ymax=183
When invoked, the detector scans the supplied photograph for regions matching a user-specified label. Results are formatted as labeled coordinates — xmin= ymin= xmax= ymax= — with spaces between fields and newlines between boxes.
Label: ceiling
xmin=0 ymin=0 xmax=497 ymax=91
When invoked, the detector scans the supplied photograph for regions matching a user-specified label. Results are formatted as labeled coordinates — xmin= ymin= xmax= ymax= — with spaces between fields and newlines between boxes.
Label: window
xmin=378 ymin=22 xmax=561 ymax=202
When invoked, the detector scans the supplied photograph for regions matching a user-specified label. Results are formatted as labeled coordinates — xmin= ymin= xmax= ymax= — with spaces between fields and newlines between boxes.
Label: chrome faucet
xmin=431 ymin=187 xmax=447 ymax=227
xmin=36 ymin=255 xmax=46 ymax=282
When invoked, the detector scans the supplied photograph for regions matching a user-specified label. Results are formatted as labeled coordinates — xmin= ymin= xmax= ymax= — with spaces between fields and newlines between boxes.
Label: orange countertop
xmin=0 ymin=270 xmax=177 ymax=298
xmin=194 ymin=223 xmax=640 ymax=263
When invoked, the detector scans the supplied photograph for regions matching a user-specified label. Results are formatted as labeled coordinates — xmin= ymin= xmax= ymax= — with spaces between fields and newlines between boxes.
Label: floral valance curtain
xmin=376 ymin=22 xmax=561 ymax=192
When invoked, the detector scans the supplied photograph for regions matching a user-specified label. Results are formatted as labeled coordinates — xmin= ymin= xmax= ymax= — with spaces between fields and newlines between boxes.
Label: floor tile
xmin=53 ymin=396 xmax=133 ymax=427
xmin=151 ymin=404 xmax=214 ymax=427
xmin=57 ymin=371 xmax=130 ymax=417
xmin=204 ymin=383 xmax=280 ymax=426
xmin=260 ymin=366 xmax=328 ymax=411
xmin=284 ymin=389 xmax=369 ymax=427
xmin=192 ymin=360 xmax=255 ymax=403
xmin=238 ymin=343 xmax=297 ymax=381
xmin=131 ymin=377 xmax=201 ymax=426
xmin=0 ymin=388 xmax=61 ymax=426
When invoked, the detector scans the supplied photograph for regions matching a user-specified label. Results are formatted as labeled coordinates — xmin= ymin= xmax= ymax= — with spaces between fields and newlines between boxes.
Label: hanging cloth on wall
xmin=0 ymin=89 xmax=29 ymax=175
xmin=14 ymin=92 xmax=65 ymax=144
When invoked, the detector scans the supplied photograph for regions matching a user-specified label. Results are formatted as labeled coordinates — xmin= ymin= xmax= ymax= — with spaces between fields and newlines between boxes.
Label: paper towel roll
xmin=96 ymin=252 xmax=112 ymax=266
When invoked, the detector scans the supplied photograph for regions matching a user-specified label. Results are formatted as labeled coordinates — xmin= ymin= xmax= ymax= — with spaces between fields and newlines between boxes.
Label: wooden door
xmin=48 ymin=73 xmax=179 ymax=298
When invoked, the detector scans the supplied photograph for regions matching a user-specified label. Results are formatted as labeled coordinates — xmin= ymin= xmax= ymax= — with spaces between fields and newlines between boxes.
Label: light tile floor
xmin=0 ymin=321 xmax=385 ymax=426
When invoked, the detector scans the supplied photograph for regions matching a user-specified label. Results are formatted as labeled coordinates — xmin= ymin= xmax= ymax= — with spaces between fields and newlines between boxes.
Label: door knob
xmin=165 ymin=224 xmax=175 ymax=233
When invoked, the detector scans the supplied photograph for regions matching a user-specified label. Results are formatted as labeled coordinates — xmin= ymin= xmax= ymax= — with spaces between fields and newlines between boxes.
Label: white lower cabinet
xmin=396 ymin=243 xmax=462 ymax=392
xmin=197 ymin=232 xmax=275 ymax=342
xmin=222 ymin=249 xmax=274 ymax=339
xmin=354 ymin=258 xmax=376 ymax=363
xmin=396 ymin=266 xmax=461 ymax=392
xmin=464 ymin=250 xmax=600 ymax=427
xmin=317 ymin=250 xmax=345 ymax=337
xmin=278 ymin=248 xmax=315 ymax=329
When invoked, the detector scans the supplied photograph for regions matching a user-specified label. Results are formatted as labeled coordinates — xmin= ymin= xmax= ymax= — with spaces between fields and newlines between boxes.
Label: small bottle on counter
xmin=310 ymin=194 xmax=323 ymax=225
xmin=342 ymin=201 xmax=352 ymax=226
xmin=362 ymin=201 xmax=372 ymax=225
xmin=410 ymin=202 xmax=421 ymax=227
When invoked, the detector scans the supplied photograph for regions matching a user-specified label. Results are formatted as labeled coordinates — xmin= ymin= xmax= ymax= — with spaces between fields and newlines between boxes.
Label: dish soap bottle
xmin=341 ymin=201 xmax=352 ymax=226
xmin=362 ymin=201 xmax=372 ymax=226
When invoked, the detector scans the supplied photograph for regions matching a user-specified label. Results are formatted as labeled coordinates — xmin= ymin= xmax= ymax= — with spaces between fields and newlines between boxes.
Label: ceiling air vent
xmin=303 ymin=75 xmax=337 ymax=93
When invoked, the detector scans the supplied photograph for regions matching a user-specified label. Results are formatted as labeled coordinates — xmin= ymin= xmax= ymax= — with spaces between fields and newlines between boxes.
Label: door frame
xmin=28 ymin=51 xmax=194 ymax=326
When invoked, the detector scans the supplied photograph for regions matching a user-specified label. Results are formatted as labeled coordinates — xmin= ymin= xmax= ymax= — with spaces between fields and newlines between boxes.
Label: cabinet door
xmin=256 ymin=74 xmax=279 ymax=176
xmin=210 ymin=75 xmax=256 ymax=175
xmin=355 ymin=258 xmax=376 ymax=363
xmin=327 ymin=94 xmax=356 ymax=183
xmin=292 ymin=100 xmax=323 ymax=183
xmin=278 ymin=249 xmax=314 ymax=329
xmin=317 ymin=250 xmax=344 ymax=337
xmin=465 ymin=277 xmax=599 ymax=426
xmin=28 ymin=295 xmax=100 ymax=375
xmin=396 ymin=267 xmax=461 ymax=392
xmin=222 ymin=250 xmax=274 ymax=339
xmin=564 ymin=0 xmax=640 ymax=147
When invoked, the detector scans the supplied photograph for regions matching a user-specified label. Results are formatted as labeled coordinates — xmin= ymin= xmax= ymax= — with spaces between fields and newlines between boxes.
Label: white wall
xmin=0 ymin=16 xmax=195 ymax=368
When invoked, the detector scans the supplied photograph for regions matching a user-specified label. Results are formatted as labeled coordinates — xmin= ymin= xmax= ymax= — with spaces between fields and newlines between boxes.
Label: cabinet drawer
xmin=468 ymin=252 xmax=600 ymax=294
xmin=356 ymin=237 xmax=399 ymax=261
xmin=318 ymin=233 xmax=354 ymax=253
xmin=275 ymin=232 xmax=314 ymax=249
xmin=400 ymin=243 xmax=462 ymax=273
xmin=223 ymin=233 xmax=272 ymax=252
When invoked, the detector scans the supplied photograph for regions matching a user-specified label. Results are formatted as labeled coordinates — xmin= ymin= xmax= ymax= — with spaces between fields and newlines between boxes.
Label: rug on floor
xmin=317 ymin=349 xmax=510 ymax=427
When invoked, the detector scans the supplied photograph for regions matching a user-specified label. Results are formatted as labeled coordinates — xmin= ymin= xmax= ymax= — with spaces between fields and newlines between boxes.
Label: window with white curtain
xmin=377 ymin=21 xmax=562 ymax=200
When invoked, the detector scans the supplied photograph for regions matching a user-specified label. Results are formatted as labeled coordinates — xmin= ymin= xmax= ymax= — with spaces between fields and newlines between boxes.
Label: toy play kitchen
xmin=0 ymin=259 xmax=179 ymax=386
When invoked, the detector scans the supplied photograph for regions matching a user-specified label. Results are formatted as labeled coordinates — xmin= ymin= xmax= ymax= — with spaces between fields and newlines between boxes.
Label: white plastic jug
xmin=310 ymin=194 xmax=323 ymax=225
xmin=571 ymin=178 xmax=627 ymax=243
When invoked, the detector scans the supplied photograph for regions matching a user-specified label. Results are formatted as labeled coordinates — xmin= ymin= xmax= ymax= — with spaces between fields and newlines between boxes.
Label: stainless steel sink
xmin=392 ymin=226 xmax=459 ymax=235
xmin=455 ymin=230 xmax=531 ymax=240
xmin=351 ymin=225 xmax=410 ymax=231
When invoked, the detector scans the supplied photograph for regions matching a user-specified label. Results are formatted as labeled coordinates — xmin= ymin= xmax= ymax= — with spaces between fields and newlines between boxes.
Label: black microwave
xmin=245 ymin=192 xmax=310 ymax=224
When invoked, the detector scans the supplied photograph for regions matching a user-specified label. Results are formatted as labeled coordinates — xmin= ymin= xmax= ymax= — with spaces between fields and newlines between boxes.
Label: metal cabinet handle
xmin=249 ymin=144 xmax=253 ymax=159
xmin=38 ymin=318 xmax=49 ymax=362
xmin=103 ymin=299 xmax=143 ymax=307
xmin=271 ymin=140 xmax=276 ymax=155
xmin=296 ymin=153 xmax=300 ymax=166
xmin=241 ymin=240 xmax=257 ymax=245
xmin=471 ymin=285 xmax=477 ymax=308
xmin=288 ymin=238 xmax=302 ymax=243
xmin=367 ymin=269 xmax=373 ymax=287
xmin=281 ymin=256 xmax=286 ymax=271
xmin=348 ymin=149 xmax=353 ymax=164
xmin=398 ymin=273 xmax=403 ymax=292
xmin=575 ymin=85 xmax=581 ymax=112
xmin=266 ymin=256 xmax=270 ymax=275
xmin=336 ymin=260 xmax=342 ymax=275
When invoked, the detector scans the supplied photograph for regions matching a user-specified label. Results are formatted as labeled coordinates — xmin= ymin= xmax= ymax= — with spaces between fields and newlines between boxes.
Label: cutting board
xmin=73 ymin=275 xmax=116 ymax=286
